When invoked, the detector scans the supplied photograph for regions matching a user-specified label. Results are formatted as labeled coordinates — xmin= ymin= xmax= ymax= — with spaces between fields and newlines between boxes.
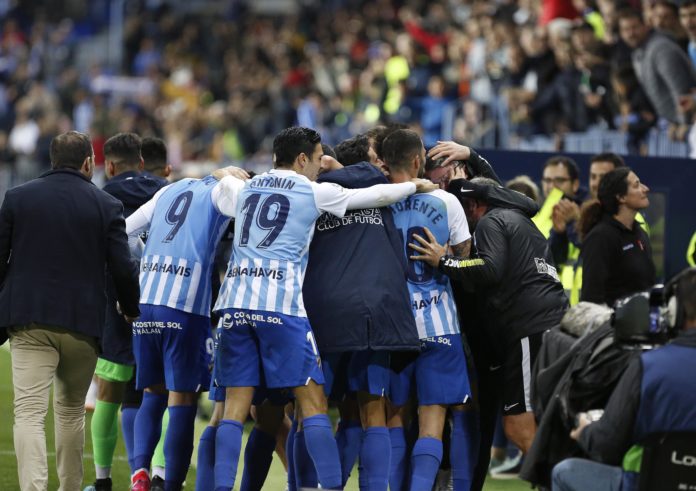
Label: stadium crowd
xmin=1 ymin=0 xmax=696 ymax=191
xmin=1 ymin=1 xmax=696 ymax=491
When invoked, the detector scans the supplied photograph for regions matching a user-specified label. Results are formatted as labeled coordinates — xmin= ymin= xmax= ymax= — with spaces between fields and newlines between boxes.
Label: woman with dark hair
xmin=578 ymin=167 xmax=656 ymax=305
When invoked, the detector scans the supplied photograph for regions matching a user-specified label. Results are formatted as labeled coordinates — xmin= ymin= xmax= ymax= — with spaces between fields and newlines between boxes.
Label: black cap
xmin=447 ymin=178 xmax=490 ymax=201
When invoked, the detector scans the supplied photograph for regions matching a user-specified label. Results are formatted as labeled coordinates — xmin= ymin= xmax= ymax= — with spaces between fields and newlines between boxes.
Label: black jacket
xmin=303 ymin=163 xmax=420 ymax=352
xmin=579 ymin=329 xmax=696 ymax=465
xmin=101 ymin=171 xmax=165 ymax=363
xmin=440 ymin=180 xmax=568 ymax=348
xmin=0 ymin=168 xmax=140 ymax=341
xmin=580 ymin=214 xmax=656 ymax=306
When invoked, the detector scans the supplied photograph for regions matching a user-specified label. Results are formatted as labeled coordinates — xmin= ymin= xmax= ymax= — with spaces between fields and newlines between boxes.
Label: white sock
xmin=152 ymin=466 xmax=165 ymax=479
xmin=95 ymin=465 xmax=111 ymax=480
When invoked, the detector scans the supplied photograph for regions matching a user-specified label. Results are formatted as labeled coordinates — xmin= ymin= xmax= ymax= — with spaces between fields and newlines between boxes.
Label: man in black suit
xmin=0 ymin=131 xmax=141 ymax=491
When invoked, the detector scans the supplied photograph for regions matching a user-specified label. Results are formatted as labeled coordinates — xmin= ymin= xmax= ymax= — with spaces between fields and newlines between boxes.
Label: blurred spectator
xmin=506 ymin=174 xmax=541 ymax=203
xmin=610 ymin=64 xmax=656 ymax=154
xmin=651 ymin=0 xmax=689 ymax=49
xmin=618 ymin=8 xmax=696 ymax=125
xmin=681 ymin=0 xmax=696 ymax=67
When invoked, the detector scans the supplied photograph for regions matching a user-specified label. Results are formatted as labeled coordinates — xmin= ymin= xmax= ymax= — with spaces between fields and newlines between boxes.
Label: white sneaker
xmin=489 ymin=452 xmax=523 ymax=479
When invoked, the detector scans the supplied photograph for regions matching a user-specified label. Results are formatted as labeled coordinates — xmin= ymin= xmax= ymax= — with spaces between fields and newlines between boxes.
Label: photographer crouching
xmin=552 ymin=267 xmax=696 ymax=491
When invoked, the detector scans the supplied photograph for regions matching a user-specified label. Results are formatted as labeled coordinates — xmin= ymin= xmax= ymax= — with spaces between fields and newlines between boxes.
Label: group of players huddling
xmin=88 ymin=124 xmax=546 ymax=491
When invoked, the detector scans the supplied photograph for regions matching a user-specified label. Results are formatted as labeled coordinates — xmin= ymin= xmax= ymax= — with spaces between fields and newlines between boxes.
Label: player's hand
xmin=570 ymin=412 xmax=592 ymax=441
xmin=319 ymin=155 xmax=343 ymax=174
xmin=116 ymin=302 xmax=138 ymax=323
xmin=408 ymin=226 xmax=448 ymax=268
xmin=411 ymin=178 xmax=438 ymax=194
xmin=212 ymin=166 xmax=250 ymax=181
xmin=552 ymin=199 xmax=579 ymax=232
xmin=427 ymin=141 xmax=471 ymax=167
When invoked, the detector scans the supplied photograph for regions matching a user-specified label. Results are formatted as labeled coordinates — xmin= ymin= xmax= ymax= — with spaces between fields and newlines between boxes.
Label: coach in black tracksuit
xmin=409 ymin=178 xmax=568 ymax=457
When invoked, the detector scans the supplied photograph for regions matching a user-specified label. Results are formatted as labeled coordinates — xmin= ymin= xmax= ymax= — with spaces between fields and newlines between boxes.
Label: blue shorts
xmin=322 ymin=352 xmax=351 ymax=401
xmin=214 ymin=308 xmax=324 ymax=389
xmin=390 ymin=335 xmax=471 ymax=406
xmin=208 ymin=327 xmax=225 ymax=401
xmin=348 ymin=350 xmax=390 ymax=398
xmin=389 ymin=357 xmax=416 ymax=407
xmin=133 ymin=304 xmax=213 ymax=392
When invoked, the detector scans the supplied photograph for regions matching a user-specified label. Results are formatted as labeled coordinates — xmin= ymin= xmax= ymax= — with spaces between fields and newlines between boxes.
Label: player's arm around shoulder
xmin=315 ymin=178 xmax=438 ymax=217
xmin=211 ymin=172 xmax=248 ymax=218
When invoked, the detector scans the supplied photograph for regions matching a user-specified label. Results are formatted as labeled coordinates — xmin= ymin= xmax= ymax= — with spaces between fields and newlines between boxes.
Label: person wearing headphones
xmin=552 ymin=267 xmax=696 ymax=491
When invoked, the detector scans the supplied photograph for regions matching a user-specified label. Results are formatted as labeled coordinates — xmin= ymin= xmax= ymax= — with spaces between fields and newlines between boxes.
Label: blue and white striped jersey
xmin=127 ymin=175 xmax=244 ymax=317
xmin=214 ymin=169 xmax=417 ymax=317
xmin=390 ymin=189 xmax=471 ymax=338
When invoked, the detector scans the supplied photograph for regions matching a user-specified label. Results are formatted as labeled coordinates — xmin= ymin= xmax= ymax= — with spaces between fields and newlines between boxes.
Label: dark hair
xmin=50 ymin=131 xmax=92 ymax=170
xmin=591 ymin=152 xmax=625 ymax=168
xmin=578 ymin=167 xmax=632 ymax=239
xmin=617 ymin=7 xmax=643 ymax=24
xmin=366 ymin=123 xmax=409 ymax=160
xmin=141 ymin=137 xmax=168 ymax=172
xmin=681 ymin=0 xmax=696 ymax=9
xmin=272 ymin=127 xmax=321 ymax=168
xmin=335 ymin=134 xmax=371 ymax=166
xmin=382 ymin=129 xmax=423 ymax=172
xmin=677 ymin=268 xmax=696 ymax=322
xmin=654 ymin=1 xmax=678 ymax=15
xmin=321 ymin=143 xmax=336 ymax=160
xmin=104 ymin=132 xmax=142 ymax=168
xmin=544 ymin=155 xmax=579 ymax=182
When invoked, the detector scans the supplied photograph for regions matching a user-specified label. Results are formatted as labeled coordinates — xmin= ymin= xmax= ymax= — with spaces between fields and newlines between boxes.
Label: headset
xmin=664 ymin=267 xmax=696 ymax=332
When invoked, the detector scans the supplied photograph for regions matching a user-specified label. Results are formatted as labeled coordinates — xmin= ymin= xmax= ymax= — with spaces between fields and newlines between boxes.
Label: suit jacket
xmin=0 ymin=168 xmax=140 ymax=342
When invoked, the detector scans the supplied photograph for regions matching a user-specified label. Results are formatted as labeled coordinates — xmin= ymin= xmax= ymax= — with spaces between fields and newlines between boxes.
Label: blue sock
xmin=389 ymin=427 xmax=408 ymax=491
xmin=133 ymin=392 xmax=168 ymax=472
xmin=240 ymin=427 xmax=277 ymax=491
xmin=214 ymin=420 xmax=243 ymax=491
xmin=286 ymin=418 xmax=298 ymax=491
xmin=339 ymin=419 xmax=362 ymax=484
xmin=409 ymin=437 xmax=443 ymax=491
xmin=359 ymin=427 xmax=391 ymax=491
xmin=121 ymin=406 xmax=139 ymax=473
xmin=293 ymin=430 xmax=317 ymax=489
xmin=303 ymin=414 xmax=342 ymax=489
xmin=451 ymin=411 xmax=478 ymax=491
xmin=196 ymin=425 xmax=217 ymax=491
xmin=164 ymin=405 xmax=197 ymax=488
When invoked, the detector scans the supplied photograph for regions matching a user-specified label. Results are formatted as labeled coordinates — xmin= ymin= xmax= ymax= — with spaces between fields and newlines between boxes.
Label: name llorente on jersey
xmin=227 ymin=265 xmax=285 ymax=280
xmin=142 ymin=261 xmax=192 ymax=277
xmin=249 ymin=176 xmax=296 ymax=190
xmin=391 ymin=197 xmax=444 ymax=224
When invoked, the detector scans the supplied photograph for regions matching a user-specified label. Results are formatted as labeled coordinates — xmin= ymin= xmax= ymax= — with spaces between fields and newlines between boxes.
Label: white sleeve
xmin=211 ymin=175 xmax=246 ymax=218
xmin=312 ymin=181 xmax=417 ymax=217
xmin=126 ymin=185 xmax=167 ymax=237
xmin=440 ymin=190 xmax=471 ymax=245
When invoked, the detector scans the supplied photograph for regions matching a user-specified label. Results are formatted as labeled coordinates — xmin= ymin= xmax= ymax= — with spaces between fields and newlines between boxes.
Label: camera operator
xmin=552 ymin=267 xmax=696 ymax=491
